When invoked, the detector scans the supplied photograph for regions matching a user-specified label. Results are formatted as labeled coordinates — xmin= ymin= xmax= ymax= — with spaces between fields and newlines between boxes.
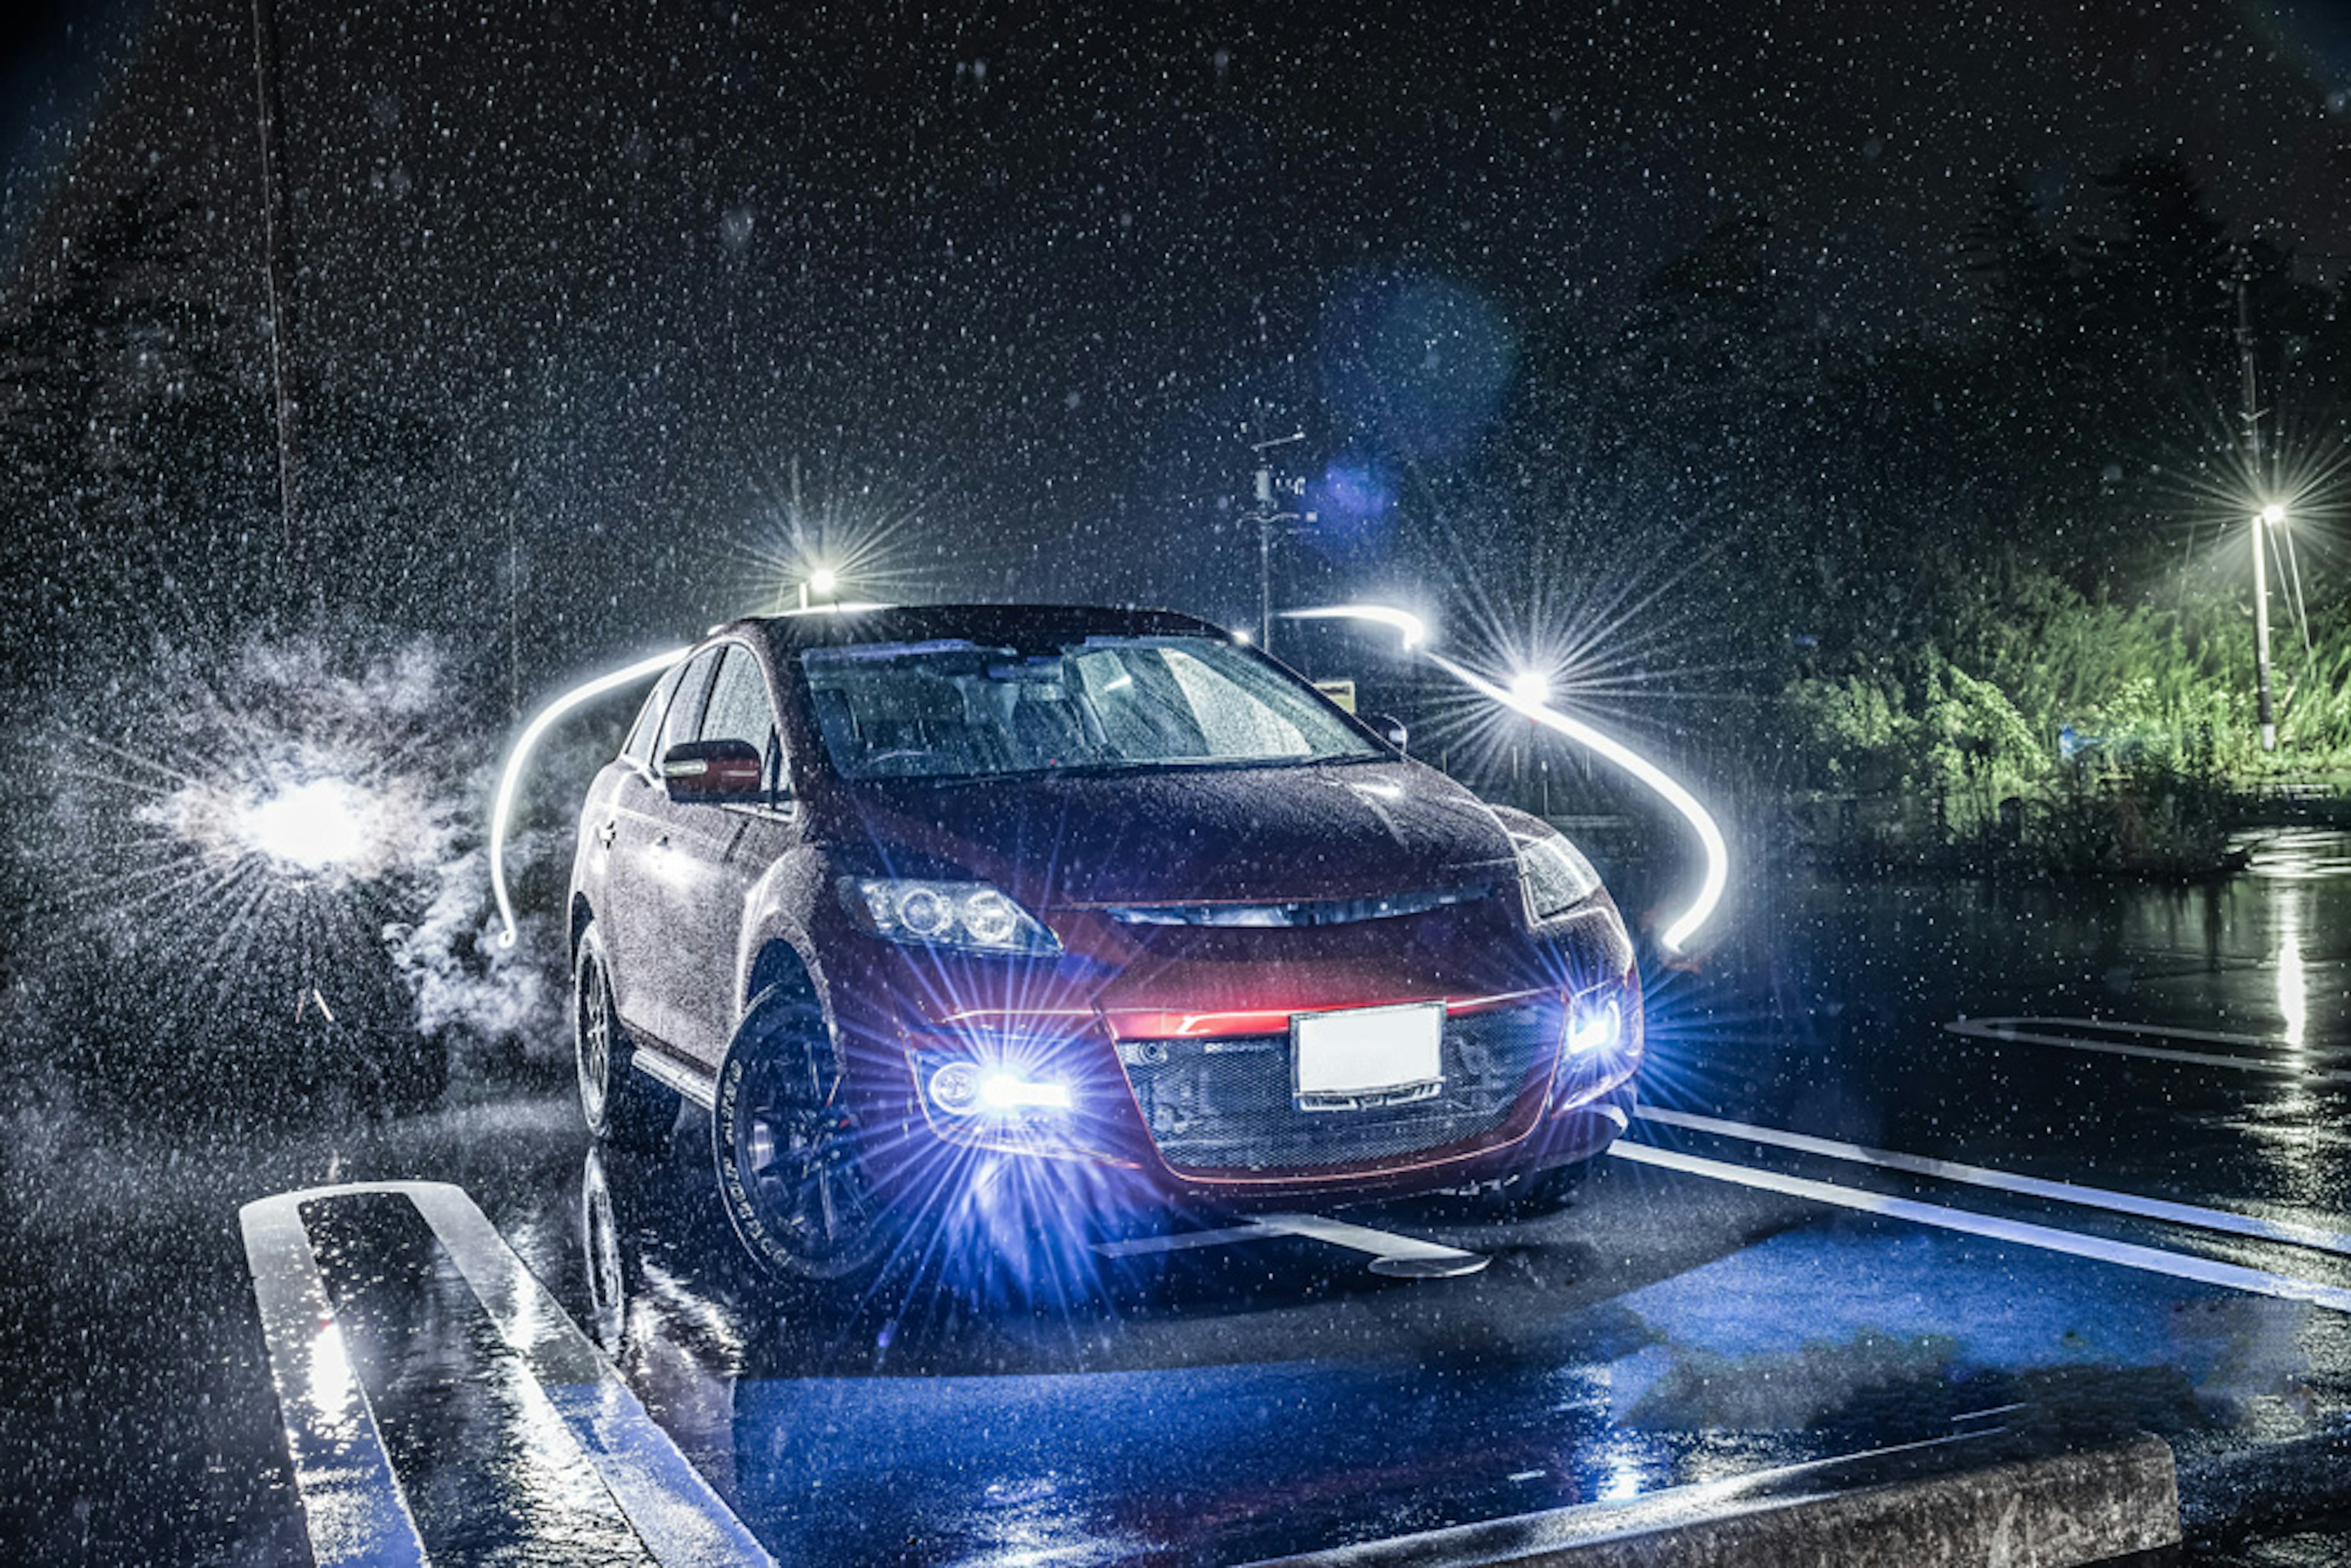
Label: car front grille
xmin=1116 ymin=1002 xmax=1559 ymax=1175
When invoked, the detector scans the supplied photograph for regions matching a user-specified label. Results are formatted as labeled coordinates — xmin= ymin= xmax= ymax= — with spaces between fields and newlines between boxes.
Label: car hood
xmin=827 ymin=758 xmax=1519 ymax=907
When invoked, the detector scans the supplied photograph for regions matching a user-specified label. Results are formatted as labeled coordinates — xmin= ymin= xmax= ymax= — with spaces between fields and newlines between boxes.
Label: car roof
xmin=724 ymin=602 xmax=1231 ymax=653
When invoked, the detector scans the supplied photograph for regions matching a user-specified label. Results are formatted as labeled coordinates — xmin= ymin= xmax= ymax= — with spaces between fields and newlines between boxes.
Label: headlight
xmin=1512 ymin=830 xmax=1602 ymax=923
xmin=842 ymin=877 xmax=1062 ymax=956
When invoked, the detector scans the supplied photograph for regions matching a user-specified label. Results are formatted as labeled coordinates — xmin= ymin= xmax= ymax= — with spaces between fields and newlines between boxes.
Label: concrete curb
xmin=1246 ymin=1431 xmax=2181 ymax=1568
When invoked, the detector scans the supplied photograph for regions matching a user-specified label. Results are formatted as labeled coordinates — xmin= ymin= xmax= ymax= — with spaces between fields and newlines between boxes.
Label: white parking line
xmin=1258 ymin=1212 xmax=1491 ymax=1278
xmin=239 ymin=1199 xmax=429 ymax=1568
xmin=242 ymin=1182 xmax=775 ymax=1568
xmin=1092 ymin=1213 xmax=1490 ymax=1277
xmin=1093 ymin=1223 xmax=1286 ymax=1258
xmin=1944 ymin=1017 xmax=2351 ymax=1084
xmin=1978 ymin=1016 xmax=2282 ymax=1049
xmin=1637 ymin=1106 xmax=2351 ymax=1258
xmin=1607 ymin=1142 xmax=2351 ymax=1314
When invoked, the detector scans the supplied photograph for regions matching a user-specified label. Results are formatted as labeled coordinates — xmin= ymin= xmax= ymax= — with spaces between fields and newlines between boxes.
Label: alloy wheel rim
xmin=738 ymin=1030 xmax=877 ymax=1264
xmin=579 ymin=956 xmax=612 ymax=1125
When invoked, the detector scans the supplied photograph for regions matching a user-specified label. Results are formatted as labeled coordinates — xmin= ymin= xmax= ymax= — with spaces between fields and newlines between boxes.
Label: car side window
xmin=621 ymin=661 xmax=685 ymax=769
xmin=700 ymin=642 xmax=789 ymax=796
xmin=658 ymin=649 xmax=722 ymax=761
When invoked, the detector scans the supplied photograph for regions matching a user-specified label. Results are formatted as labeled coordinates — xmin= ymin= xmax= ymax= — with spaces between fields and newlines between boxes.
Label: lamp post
xmin=798 ymin=565 xmax=838 ymax=611
xmin=1243 ymin=429 xmax=1307 ymax=654
xmin=2255 ymin=503 xmax=2282 ymax=752
xmin=2237 ymin=270 xmax=2281 ymax=755
xmin=1510 ymin=669 xmax=1551 ymax=815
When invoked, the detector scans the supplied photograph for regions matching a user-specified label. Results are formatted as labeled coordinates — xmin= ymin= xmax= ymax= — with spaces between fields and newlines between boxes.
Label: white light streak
xmin=1283 ymin=603 xmax=1728 ymax=953
xmin=491 ymin=646 xmax=691 ymax=949
xmin=1280 ymin=602 xmax=1427 ymax=650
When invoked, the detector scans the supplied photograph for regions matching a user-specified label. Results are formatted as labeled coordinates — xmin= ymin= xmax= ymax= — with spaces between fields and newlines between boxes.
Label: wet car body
xmin=568 ymin=604 xmax=1643 ymax=1272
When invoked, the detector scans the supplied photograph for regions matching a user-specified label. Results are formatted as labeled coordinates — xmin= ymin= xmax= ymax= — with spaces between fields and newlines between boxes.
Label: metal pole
xmin=2254 ymin=514 xmax=2276 ymax=752
xmin=1256 ymin=464 xmax=1273 ymax=653
xmin=2237 ymin=272 xmax=2275 ymax=752
xmin=1245 ymin=429 xmax=1304 ymax=655
xmin=250 ymin=0 xmax=299 ymax=571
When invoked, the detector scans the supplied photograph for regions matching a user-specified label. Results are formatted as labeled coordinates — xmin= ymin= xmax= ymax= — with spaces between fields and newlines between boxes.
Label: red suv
xmin=568 ymin=605 xmax=1641 ymax=1283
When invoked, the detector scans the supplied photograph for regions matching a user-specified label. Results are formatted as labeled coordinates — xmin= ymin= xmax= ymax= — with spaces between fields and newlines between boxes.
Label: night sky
xmin=6 ymin=0 xmax=2351 ymax=677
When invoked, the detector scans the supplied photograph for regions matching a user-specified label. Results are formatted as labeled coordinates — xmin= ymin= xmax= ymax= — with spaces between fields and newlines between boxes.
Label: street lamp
xmin=798 ymin=565 xmax=839 ymax=610
xmin=2254 ymin=504 xmax=2283 ymax=752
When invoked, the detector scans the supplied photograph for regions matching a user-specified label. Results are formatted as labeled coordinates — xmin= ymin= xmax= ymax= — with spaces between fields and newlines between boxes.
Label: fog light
xmin=1568 ymin=998 xmax=1621 ymax=1057
xmin=928 ymin=1060 xmax=985 ymax=1115
xmin=979 ymin=1071 xmax=1072 ymax=1111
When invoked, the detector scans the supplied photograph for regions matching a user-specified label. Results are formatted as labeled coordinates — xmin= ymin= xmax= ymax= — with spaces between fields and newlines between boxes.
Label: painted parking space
xmin=244 ymin=1089 xmax=2347 ymax=1564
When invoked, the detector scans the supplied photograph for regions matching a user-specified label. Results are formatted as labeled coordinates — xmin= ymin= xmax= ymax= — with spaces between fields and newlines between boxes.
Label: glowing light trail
xmin=492 ymin=645 xmax=690 ymax=948
xmin=1281 ymin=602 xmax=1427 ymax=650
xmin=1285 ymin=604 xmax=1729 ymax=953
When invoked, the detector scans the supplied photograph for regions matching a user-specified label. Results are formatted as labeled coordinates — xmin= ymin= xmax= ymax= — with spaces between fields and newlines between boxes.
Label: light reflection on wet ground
xmin=3 ymin=833 xmax=2349 ymax=1562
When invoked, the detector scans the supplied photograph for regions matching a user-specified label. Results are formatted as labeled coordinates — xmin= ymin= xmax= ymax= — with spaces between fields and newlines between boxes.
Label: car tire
xmin=713 ymin=981 xmax=892 ymax=1287
xmin=574 ymin=923 xmax=675 ymax=1152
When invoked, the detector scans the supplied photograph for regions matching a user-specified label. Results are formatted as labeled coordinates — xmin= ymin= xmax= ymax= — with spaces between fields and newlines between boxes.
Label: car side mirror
xmin=1362 ymin=712 xmax=1408 ymax=753
xmin=660 ymin=738 xmax=763 ymax=803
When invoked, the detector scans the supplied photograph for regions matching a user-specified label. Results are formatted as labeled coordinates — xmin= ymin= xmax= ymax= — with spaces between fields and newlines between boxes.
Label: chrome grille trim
xmin=1119 ymin=1002 xmax=1558 ymax=1174
xmin=1102 ymin=882 xmax=1494 ymax=929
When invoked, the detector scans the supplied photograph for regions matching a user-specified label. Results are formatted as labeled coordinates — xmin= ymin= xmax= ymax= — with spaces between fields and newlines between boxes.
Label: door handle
xmin=595 ymin=820 xmax=617 ymax=848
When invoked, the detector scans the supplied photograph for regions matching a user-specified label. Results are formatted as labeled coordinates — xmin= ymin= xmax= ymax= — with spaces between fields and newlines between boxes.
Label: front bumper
xmin=828 ymin=895 xmax=1643 ymax=1215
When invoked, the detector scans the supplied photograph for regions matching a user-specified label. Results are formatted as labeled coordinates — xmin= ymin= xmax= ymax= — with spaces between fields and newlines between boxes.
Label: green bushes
xmin=1775 ymin=566 xmax=2348 ymax=870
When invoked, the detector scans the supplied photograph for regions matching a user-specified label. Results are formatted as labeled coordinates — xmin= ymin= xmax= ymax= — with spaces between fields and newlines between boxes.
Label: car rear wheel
xmin=713 ymin=982 xmax=891 ymax=1286
xmin=574 ymin=923 xmax=675 ymax=1151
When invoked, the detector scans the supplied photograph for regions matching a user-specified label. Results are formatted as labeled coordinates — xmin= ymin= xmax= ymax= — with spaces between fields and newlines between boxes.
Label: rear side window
xmin=621 ymin=661 xmax=686 ymax=767
xmin=658 ymin=649 xmax=722 ymax=759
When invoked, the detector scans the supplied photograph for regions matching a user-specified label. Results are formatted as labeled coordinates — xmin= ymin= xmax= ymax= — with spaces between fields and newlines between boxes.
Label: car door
xmin=606 ymin=647 xmax=720 ymax=1052
xmin=664 ymin=639 xmax=800 ymax=1065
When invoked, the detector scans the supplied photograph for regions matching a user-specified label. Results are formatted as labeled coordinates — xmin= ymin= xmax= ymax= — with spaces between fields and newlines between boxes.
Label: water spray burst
xmin=237 ymin=778 xmax=385 ymax=876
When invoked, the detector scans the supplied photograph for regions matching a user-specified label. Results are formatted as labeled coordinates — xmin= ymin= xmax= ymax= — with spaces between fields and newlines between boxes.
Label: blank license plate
xmin=1293 ymin=1002 xmax=1444 ymax=1106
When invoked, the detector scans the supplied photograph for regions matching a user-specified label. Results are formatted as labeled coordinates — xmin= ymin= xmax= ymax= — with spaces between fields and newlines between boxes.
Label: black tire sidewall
xmin=713 ymin=985 xmax=888 ymax=1285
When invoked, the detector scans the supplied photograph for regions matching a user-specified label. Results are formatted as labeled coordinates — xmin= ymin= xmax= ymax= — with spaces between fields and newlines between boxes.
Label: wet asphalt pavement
xmin=4 ymin=830 xmax=2349 ymax=1566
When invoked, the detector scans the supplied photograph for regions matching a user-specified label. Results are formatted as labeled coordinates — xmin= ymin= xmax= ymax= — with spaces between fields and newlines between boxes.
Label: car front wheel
xmin=713 ymin=981 xmax=891 ymax=1286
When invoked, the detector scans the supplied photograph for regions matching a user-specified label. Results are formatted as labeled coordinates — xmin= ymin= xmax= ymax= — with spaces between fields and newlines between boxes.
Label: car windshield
xmin=800 ymin=634 xmax=1382 ymax=781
